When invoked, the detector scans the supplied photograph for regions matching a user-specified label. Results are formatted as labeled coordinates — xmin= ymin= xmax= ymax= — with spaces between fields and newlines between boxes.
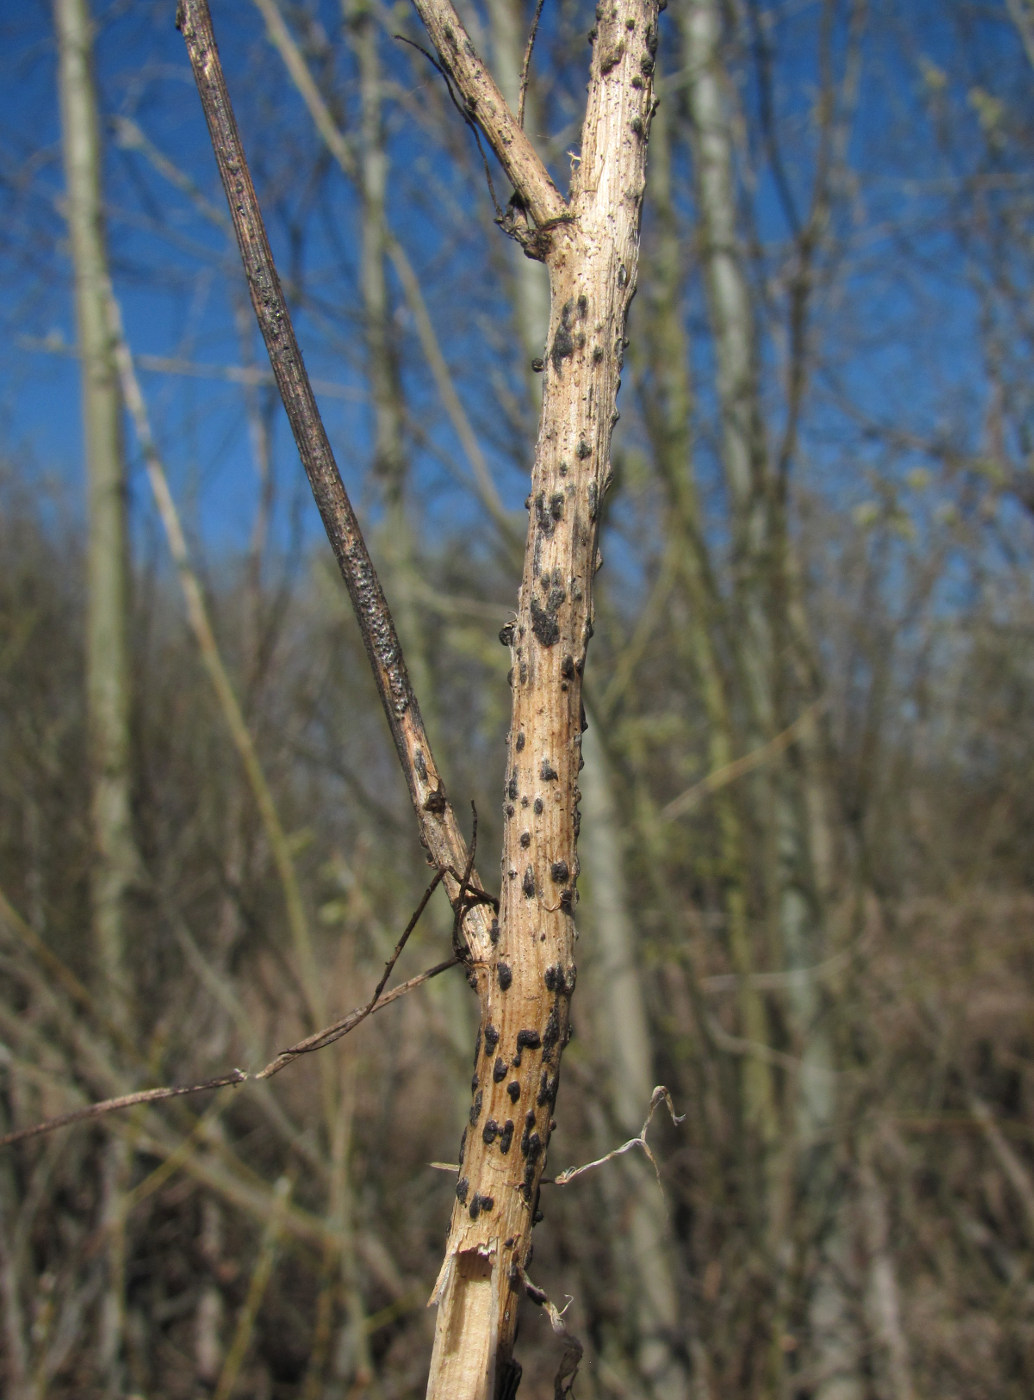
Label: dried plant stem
xmin=176 ymin=0 xmax=494 ymax=951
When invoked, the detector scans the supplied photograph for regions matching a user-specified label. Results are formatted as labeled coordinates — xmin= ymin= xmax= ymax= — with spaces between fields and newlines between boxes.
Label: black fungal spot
xmin=505 ymin=803 xmax=515 ymax=818
xmin=350 ymin=552 xmax=410 ymax=717
xmin=513 ymin=1030 xmax=542 ymax=1069
xmin=498 ymin=962 xmax=513 ymax=991
xmin=561 ymin=655 xmax=575 ymax=680
xmin=480 ymin=1196 xmax=495 ymax=1212
xmin=520 ymin=1110 xmax=537 ymax=1154
xmin=588 ymin=481 xmax=598 ymax=521
xmin=543 ymin=1007 xmax=561 ymax=1059
xmin=535 ymin=493 xmax=556 ymax=540
xmin=469 ymin=1195 xmax=481 ymax=1220
xmin=515 ymin=731 xmax=525 ymax=752
xmin=600 ymin=41 xmax=625 ymax=74
xmin=471 ymin=1073 xmax=479 ymax=1096
xmin=522 ymin=867 xmax=535 ymax=898
xmin=533 ymin=1209 xmax=545 ymax=1225
xmin=550 ymin=860 xmax=569 ymax=883
xmin=423 ymin=786 xmax=446 ymax=814
xmin=544 ymin=965 xmax=559 ymax=992
xmin=469 ymin=1090 xmax=483 ymax=1126
xmin=541 ymin=759 xmax=559 ymax=782
xmin=519 ymin=662 xmax=529 ymax=684
xmin=482 ymin=1119 xmax=500 ymax=1145
xmin=414 ymin=750 xmax=427 ymax=782
xmin=484 ymin=1025 xmax=500 ymax=1055
xmin=499 ymin=1120 xmax=515 ymax=1153
xmin=459 ymin=1127 xmax=468 ymax=1162
xmin=576 ymin=438 xmax=592 ymax=460
xmin=577 ymin=293 xmax=589 ymax=317
xmin=456 ymin=1177 xmax=469 ymax=1203
xmin=534 ymin=798 xmax=544 ymax=815
xmin=520 ymin=831 xmax=531 ymax=848
xmin=531 ymin=357 xmax=544 ymax=372
xmin=499 ymin=620 xmax=516 ymax=646
xmin=494 ymin=1056 xmax=508 ymax=1083
xmin=507 ymin=774 xmax=519 ymax=802
xmin=508 ymin=1081 xmax=521 ymax=1103
xmin=530 ymin=597 xmax=561 ymax=647
xmin=550 ymin=300 xmax=576 ymax=375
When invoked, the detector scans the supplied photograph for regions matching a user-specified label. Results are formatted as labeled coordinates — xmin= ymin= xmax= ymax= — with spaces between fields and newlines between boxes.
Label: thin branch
xmin=661 ymin=697 xmax=827 ymax=820
xmin=176 ymin=0 xmax=495 ymax=952
xmin=550 ymin=1087 xmax=684 ymax=1188
xmin=0 ymin=1075 xmax=247 ymax=1150
xmin=247 ymin=0 xmax=514 ymax=532
xmin=517 ymin=0 xmax=546 ymax=130
xmin=256 ymin=865 xmax=448 ymax=1077
xmin=516 ymin=1264 xmax=583 ymax=1399
xmin=395 ymin=33 xmax=503 ymax=216
xmin=408 ymin=0 xmax=566 ymax=226
xmin=1 ymin=867 xmax=461 ymax=1149
xmin=449 ymin=803 xmax=481 ymax=959
xmin=0 ymin=957 xmax=460 ymax=1150
xmin=255 ymin=957 xmax=460 ymax=1080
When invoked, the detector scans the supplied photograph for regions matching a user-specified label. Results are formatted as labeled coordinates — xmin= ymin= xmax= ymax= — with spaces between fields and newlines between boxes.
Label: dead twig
xmin=0 ymin=874 xmax=462 ymax=1147
xmin=550 ymin=1086 xmax=684 ymax=1188
xmin=175 ymin=0 xmax=494 ymax=956
xmin=517 ymin=0 xmax=547 ymax=130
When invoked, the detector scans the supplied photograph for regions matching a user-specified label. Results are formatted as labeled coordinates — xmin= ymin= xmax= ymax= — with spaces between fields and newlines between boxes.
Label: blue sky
xmin=1 ymin=0 xmax=1032 ymax=605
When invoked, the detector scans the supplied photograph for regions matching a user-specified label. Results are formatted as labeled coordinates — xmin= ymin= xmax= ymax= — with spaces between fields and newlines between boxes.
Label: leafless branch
xmin=408 ymin=0 xmax=566 ymax=225
xmin=517 ymin=0 xmax=547 ymax=130
xmin=175 ymin=0 xmax=495 ymax=954
xmin=0 ymin=874 xmax=462 ymax=1148
xmin=550 ymin=1087 xmax=684 ymax=1188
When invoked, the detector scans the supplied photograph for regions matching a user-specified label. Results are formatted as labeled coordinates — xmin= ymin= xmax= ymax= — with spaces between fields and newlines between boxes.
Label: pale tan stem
xmin=419 ymin=2 xmax=661 ymax=1394
xmin=409 ymin=0 xmax=566 ymax=227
